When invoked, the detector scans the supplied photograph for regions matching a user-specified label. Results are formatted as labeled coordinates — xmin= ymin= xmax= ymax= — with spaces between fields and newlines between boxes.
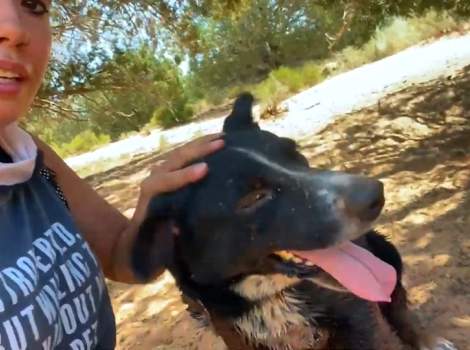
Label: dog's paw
xmin=421 ymin=338 xmax=458 ymax=350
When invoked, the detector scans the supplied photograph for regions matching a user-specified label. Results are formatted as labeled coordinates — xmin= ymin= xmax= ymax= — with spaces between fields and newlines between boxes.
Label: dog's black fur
xmin=130 ymin=92 xmax=440 ymax=349
xmin=223 ymin=92 xmax=260 ymax=133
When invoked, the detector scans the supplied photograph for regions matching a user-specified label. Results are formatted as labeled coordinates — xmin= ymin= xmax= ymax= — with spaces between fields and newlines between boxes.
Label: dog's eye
xmin=237 ymin=188 xmax=274 ymax=214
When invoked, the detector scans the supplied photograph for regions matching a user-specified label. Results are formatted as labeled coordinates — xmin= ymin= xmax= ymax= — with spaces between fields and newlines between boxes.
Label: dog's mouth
xmin=269 ymin=250 xmax=321 ymax=276
xmin=270 ymin=241 xmax=397 ymax=303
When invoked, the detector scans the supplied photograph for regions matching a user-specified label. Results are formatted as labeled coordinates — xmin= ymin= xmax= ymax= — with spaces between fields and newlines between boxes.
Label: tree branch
xmin=32 ymin=99 xmax=90 ymax=122
xmin=327 ymin=1 xmax=358 ymax=51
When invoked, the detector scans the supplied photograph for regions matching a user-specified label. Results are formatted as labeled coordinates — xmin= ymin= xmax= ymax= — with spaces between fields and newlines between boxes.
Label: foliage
xmin=150 ymin=101 xmax=194 ymax=129
xmin=158 ymin=134 xmax=171 ymax=152
xmin=25 ymin=0 xmax=470 ymax=158
xmin=334 ymin=10 xmax=462 ymax=72
xmin=52 ymin=130 xmax=110 ymax=158
xmin=186 ymin=0 xmax=344 ymax=92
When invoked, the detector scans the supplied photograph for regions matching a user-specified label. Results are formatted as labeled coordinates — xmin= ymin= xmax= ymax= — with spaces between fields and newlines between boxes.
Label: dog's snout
xmin=343 ymin=176 xmax=384 ymax=221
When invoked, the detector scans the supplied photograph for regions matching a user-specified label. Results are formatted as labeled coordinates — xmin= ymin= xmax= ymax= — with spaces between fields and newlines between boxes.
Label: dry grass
xmin=88 ymin=65 xmax=470 ymax=349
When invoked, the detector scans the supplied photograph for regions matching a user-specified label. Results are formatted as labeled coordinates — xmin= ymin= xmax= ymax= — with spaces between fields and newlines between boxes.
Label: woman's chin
xmin=0 ymin=102 xmax=26 ymax=127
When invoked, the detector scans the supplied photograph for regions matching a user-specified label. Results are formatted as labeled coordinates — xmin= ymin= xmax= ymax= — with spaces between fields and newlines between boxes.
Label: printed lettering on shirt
xmin=0 ymin=222 xmax=105 ymax=349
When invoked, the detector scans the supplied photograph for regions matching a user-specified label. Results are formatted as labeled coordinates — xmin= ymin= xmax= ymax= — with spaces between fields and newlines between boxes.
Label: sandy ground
xmin=84 ymin=62 xmax=470 ymax=349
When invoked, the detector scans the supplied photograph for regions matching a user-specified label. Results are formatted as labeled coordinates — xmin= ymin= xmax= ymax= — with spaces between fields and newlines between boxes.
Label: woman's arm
xmin=32 ymin=133 xmax=225 ymax=284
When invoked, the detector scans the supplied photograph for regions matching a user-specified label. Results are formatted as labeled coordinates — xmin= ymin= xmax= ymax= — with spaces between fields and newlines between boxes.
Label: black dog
xmin=131 ymin=93 xmax=455 ymax=349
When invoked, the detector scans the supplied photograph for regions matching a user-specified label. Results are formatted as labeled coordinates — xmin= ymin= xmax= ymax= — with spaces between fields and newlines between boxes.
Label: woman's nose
xmin=0 ymin=1 xmax=30 ymax=48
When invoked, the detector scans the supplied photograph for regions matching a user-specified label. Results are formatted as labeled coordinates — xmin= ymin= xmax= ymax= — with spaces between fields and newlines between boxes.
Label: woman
xmin=0 ymin=1 xmax=225 ymax=348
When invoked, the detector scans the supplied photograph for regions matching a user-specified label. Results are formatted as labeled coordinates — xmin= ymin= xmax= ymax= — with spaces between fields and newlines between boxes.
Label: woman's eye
xmin=21 ymin=0 xmax=49 ymax=15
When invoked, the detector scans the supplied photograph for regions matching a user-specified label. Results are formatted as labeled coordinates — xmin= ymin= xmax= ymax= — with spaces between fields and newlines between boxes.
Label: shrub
xmin=205 ymin=90 xmax=227 ymax=106
xmin=56 ymin=130 xmax=111 ymax=158
xmin=252 ymin=77 xmax=289 ymax=104
xmin=299 ymin=62 xmax=325 ymax=86
xmin=335 ymin=10 xmax=461 ymax=72
xmin=227 ymin=86 xmax=247 ymax=99
xmin=158 ymin=134 xmax=170 ymax=152
xmin=150 ymin=102 xmax=194 ymax=129
xmin=269 ymin=66 xmax=304 ymax=93
xmin=192 ymin=99 xmax=211 ymax=114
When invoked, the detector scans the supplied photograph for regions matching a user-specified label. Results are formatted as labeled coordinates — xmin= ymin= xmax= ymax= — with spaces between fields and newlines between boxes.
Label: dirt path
xmin=86 ymin=63 xmax=470 ymax=349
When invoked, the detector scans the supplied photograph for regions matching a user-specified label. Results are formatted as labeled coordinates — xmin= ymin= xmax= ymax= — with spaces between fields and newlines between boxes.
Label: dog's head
xmin=131 ymin=92 xmax=391 ymax=301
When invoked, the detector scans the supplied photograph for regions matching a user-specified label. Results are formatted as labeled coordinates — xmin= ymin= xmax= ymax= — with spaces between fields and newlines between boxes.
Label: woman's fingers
xmin=159 ymin=133 xmax=225 ymax=172
xmin=143 ymin=162 xmax=209 ymax=194
xmin=142 ymin=132 xmax=225 ymax=197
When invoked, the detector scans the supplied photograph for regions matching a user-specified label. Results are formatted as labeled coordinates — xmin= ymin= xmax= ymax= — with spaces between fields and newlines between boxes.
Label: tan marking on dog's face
xmin=232 ymin=269 xmax=349 ymax=302
xmin=232 ymin=274 xmax=300 ymax=301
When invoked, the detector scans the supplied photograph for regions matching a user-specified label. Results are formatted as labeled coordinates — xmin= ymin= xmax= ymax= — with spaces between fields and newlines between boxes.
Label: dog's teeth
xmin=305 ymin=261 xmax=315 ymax=266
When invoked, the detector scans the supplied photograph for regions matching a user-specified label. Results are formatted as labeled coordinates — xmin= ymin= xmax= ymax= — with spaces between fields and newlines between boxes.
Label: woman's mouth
xmin=0 ymin=60 xmax=29 ymax=97
xmin=0 ymin=70 xmax=25 ymax=96
xmin=0 ymin=69 xmax=21 ymax=79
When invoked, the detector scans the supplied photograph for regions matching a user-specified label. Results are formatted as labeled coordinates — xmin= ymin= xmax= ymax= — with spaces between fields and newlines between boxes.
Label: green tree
xmin=25 ymin=0 xmax=470 ymax=146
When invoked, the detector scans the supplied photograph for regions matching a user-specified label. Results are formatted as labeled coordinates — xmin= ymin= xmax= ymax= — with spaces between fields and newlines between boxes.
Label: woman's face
xmin=0 ymin=0 xmax=51 ymax=127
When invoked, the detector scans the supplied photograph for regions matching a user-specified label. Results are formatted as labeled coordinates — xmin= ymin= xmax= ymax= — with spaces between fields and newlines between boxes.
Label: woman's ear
xmin=130 ymin=188 xmax=191 ymax=283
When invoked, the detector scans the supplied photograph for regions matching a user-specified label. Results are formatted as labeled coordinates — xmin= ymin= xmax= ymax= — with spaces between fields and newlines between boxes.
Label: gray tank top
xmin=0 ymin=150 xmax=116 ymax=349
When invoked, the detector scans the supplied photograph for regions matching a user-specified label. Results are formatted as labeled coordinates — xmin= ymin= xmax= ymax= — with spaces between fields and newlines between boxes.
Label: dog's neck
xmin=181 ymin=273 xmax=330 ymax=350
xmin=230 ymin=274 xmax=329 ymax=350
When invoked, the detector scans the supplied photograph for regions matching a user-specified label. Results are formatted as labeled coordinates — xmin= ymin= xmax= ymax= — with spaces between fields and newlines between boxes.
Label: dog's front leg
xmin=326 ymin=301 xmax=408 ymax=350
xmin=379 ymin=282 xmax=458 ymax=350
xmin=327 ymin=329 xmax=378 ymax=350
xmin=379 ymin=282 xmax=422 ymax=348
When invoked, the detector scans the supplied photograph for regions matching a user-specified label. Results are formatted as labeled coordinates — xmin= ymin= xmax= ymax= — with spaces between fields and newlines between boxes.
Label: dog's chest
xmin=233 ymin=293 xmax=329 ymax=350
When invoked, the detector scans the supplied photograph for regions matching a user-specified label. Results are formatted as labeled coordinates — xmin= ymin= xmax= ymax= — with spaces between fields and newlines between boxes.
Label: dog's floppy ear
xmin=130 ymin=188 xmax=191 ymax=283
xmin=222 ymin=91 xmax=261 ymax=133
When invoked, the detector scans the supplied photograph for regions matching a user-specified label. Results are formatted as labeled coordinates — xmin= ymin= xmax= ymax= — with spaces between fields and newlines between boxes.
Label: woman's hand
xmin=132 ymin=132 xmax=225 ymax=224
xmin=140 ymin=132 xmax=225 ymax=197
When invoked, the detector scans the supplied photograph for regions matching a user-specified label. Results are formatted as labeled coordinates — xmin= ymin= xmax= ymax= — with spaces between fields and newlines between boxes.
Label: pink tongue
xmin=292 ymin=242 xmax=397 ymax=302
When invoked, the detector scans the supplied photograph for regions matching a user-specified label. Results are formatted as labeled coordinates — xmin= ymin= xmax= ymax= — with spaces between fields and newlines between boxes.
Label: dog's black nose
xmin=341 ymin=176 xmax=385 ymax=222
